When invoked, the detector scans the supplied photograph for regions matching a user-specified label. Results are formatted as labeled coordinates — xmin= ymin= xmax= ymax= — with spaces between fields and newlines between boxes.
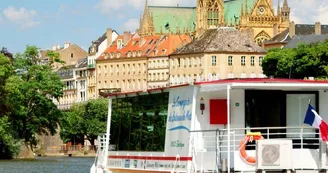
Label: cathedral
xmin=138 ymin=0 xmax=291 ymax=45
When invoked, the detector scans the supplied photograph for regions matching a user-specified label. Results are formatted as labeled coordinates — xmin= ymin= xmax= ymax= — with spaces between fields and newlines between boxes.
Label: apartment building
xmin=87 ymin=28 xmax=119 ymax=99
xmin=75 ymin=58 xmax=88 ymax=102
xmin=55 ymin=65 xmax=77 ymax=110
xmin=169 ymin=27 xmax=267 ymax=86
xmin=40 ymin=42 xmax=88 ymax=70
xmin=96 ymin=32 xmax=191 ymax=95
xmin=40 ymin=42 xmax=88 ymax=110
xmin=147 ymin=35 xmax=191 ymax=89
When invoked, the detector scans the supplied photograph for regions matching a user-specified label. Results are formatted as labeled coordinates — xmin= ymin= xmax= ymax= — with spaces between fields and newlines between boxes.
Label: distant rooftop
xmin=172 ymin=27 xmax=266 ymax=54
xmin=284 ymin=35 xmax=328 ymax=48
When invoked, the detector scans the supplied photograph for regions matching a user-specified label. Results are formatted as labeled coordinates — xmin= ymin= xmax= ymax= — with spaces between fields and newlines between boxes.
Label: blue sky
xmin=0 ymin=0 xmax=327 ymax=53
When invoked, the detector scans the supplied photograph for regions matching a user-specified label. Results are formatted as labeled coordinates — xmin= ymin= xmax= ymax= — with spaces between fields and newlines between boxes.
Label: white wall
xmin=190 ymin=88 xmax=245 ymax=171
xmin=193 ymin=89 xmax=245 ymax=131
xmin=88 ymin=32 xmax=119 ymax=65
xmin=319 ymin=90 xmax=328 ymax=122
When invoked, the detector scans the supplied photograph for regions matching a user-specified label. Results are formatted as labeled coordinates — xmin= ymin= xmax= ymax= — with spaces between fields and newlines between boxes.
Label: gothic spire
xmin=277 ymin=0 xmax=281 ymax=15
xmin=245 ymin=0 xmax=248 ymax=15
xmin=283 ymin=0 xmax=288 ymax=7
xmin=241 ymin=3 xmax=244 ymax=16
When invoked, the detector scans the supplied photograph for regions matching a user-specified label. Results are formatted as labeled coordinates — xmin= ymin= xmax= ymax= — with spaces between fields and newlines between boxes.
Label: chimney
xmin=123 ymin=31 xmax=131 ymax=45
xmin=64 ymin=42 xmax=71 ymax=49
xmin=273 ymin=23 xmax=278 ymax=36
xmin=139 ymin=36 xmax=145 ymax=47
xmin=106 ymin=28 xmax=113 ymax=47
xmin=315 ymin=22 xmax=321 ymax=35
xmin=289 ymin=21 xmax=295 ymax=38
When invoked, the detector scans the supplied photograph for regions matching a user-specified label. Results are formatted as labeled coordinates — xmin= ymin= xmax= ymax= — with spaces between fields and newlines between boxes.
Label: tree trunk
xmin=16 ymin=141 xmax=34 ymax=159
xmin=88 ymin=138 xmax=95 ymax=146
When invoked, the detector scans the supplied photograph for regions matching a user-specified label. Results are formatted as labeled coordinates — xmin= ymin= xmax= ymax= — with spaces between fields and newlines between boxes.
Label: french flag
xmin=304 ymin=104 xmax=328 ymax=141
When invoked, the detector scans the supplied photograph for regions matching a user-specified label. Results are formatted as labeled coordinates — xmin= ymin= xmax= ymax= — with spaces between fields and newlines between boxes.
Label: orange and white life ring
xmin=239 ymin=132 xmax=264 ymax=165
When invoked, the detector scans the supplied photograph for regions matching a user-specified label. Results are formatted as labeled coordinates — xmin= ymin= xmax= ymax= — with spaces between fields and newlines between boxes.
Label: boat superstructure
xmin=91 ymin=78 xmax=328 ymax=173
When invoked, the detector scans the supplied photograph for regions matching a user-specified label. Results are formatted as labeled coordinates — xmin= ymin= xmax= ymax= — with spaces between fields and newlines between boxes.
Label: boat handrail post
xmin=227 ymin=85 xmax=231 ymax=173
xmin=103 ymin=98 xmax=113 ymax=170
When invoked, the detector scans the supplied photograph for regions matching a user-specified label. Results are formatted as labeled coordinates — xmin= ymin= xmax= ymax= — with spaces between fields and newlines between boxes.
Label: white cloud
xmin=95 ymin=0 xmax=194 ymax=14
xmin=314 ymin=3 xmax=328 ymax=24
xmin=3 ymin=6 xmax=39 ymax=29
xmin=123 ymin=18 xmax=139 ymax=32
xmin=282 ymin=0 xmax=328 ymax=24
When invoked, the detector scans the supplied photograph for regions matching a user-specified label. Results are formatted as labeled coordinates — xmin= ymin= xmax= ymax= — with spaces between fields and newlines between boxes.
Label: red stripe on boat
xmin=108 ymin=155 xmax=192 ymax=161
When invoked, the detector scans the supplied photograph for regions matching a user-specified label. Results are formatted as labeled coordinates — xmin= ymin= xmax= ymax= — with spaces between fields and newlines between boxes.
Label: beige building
xmin=40 ymin=42 xmax=88 ymax=110
xmin=169 ymin=27 xmax=266 ymax=85
xmin=147 ymin=35 xmax=191 ymax=89
xmin=96 ymin=33 xmax=150 ymax=94
xmin=40 ymin=42 xmax=88 ymax=70
xmin=96 ymin=32 xmax=191 ymax=95
xmin=87 ymin=28 xmax=119 ymax=100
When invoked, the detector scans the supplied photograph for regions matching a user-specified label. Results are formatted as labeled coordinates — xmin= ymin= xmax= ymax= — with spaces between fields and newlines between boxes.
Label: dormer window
xmin=117 ymin=53 xmax=121 ymax=58
xmin=117 ymin=39 xmax=123 ymax=49
xmin=138 ymin=51 xmax=142 ymax=57
xmin=127 ymin=51 xmax=131 ymax=57
xmin=162 ymin=49 xmax=166 ymax=55
xmin=110 ymin=53 xmax=114 ymax=59
xmin=132 ymin=51 xmax=136 ymax=57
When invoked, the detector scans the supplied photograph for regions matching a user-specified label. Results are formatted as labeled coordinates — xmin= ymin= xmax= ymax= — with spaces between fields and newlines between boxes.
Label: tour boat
xmin=90 ymin=78 xmax=328 ymax=173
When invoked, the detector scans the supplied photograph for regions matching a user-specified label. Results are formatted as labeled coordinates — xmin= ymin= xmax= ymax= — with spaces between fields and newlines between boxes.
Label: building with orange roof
xmin=147 ymin=34 xmax=191 ymax=89
xmin=95 ymin=32 xmax=191 ymax=95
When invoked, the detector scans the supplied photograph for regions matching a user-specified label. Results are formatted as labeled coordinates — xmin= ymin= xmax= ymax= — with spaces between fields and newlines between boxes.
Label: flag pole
xmin=300 ymin=99 xmax=311 ymax=170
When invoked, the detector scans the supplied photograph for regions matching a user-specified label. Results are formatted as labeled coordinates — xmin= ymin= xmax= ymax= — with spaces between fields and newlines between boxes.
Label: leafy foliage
xmin=0 ymin=46 xmax=64 ymax=158
xmin=262 ymin=41 xmax=328 ymax=79
xmin=60 ymin=98 xmax=108 ymax=145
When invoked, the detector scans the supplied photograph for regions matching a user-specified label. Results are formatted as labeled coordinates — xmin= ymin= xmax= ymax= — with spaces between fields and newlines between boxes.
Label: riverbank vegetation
xmin=262 ymin=40 xmax=328 ymax=79
xmin=0 ymin=46 xmax=64 ymax=159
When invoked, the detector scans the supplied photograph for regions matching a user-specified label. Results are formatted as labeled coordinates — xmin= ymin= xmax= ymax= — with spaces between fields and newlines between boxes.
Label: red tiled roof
xmin=96 ymin=33 xmax=191 ymax=61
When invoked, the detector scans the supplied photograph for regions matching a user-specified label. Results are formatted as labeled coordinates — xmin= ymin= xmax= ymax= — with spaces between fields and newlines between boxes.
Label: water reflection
xmin=0 ymin=157 xmax=94 ymax=173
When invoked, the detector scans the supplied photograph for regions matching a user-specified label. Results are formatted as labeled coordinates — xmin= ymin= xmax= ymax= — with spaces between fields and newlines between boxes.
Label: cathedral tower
xmin=139 ymin=0 xmax=155 ymax=35
xmin=196 ymin=0 xmax=225 ymax=36
xmin=281 ymin=0 xmax=290 ymax=22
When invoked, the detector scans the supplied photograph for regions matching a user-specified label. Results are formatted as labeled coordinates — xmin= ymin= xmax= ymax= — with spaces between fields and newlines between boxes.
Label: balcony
xmin=88 ymin=64 xmax=95 ymax=69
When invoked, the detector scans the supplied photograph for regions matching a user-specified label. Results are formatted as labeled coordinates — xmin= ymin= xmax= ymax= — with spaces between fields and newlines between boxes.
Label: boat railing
xmin=189 ymin=126 xmax=321 ymax=172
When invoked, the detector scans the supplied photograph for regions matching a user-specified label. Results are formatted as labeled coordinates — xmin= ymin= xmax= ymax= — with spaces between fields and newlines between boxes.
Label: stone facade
xmin=138 ymin=0 xmax=291 ymax=45
xmin=170 ymin=27 xmax=266 ymax=85
xmin=87 ymin=28 xmax=119 ymax=100
xmin=96 ymin=33 xmax=191 ymax=95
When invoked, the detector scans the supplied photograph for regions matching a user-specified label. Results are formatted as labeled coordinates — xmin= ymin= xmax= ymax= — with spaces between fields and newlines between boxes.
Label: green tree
xmin=0 ymin=117 xmax=20 ymax=159
xmin=60 ymin=98 xmax=109 ymax=146
xmin=262 ymin=41 xmax=328 ymax=79
xmin=0 ymin=53 xmax=19 ymax=158
xmin=5 ymin=45 xmax=64 ymax=147
xmin=60 ymin=104 xmax=85 ymax=145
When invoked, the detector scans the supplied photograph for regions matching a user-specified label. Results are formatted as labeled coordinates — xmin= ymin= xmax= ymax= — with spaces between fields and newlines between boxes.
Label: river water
xmin=0 ymin=157 xmax=94 ymax=173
